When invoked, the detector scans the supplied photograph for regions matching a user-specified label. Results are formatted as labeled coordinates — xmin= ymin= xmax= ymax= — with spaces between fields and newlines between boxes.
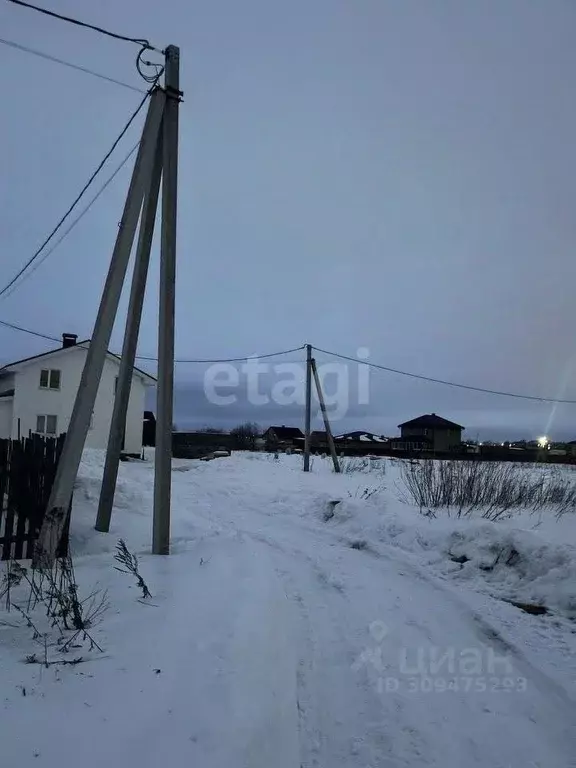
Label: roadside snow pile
xmin=444 ymin=524 xmax=576 ymax=615
xmin=317 ymin=493 xmax=576 ymax=617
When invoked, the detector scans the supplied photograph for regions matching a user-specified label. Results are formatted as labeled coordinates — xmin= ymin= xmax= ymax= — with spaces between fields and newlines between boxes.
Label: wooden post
xmin=310 ymin=358 xmax=340 ymax=473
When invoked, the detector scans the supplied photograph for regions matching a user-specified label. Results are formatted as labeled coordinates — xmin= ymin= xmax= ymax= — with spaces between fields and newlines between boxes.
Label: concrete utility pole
xmin=95 ymin=134 xmax=164 ymax=533
xmin=35 ymin=44 xmax=182 ymax=567
xmin=153 ymin=45 xmax=180 ymax=555
xmin=33 ymin=90 xmax=165 ymax=568
xmin=311 ymin=358 xmax=341 ymax=473
xmin=303 ymin=344 xmax=312 ymax=471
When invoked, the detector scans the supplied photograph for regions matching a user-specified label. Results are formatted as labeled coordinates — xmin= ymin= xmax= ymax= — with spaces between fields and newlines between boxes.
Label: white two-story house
xmin=0 ymin=333 xmax=156 ymax=454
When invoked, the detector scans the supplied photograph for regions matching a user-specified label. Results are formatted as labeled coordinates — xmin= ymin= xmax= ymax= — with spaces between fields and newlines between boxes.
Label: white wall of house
xmin=8 ymin=345 xmax=151 ymax=453
xmin=0 ymin=399 xmax=13 ymax=439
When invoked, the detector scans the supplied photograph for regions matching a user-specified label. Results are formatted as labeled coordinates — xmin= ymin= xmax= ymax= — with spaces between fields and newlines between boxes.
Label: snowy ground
xmin=1 ymin=451 xmax=575 ymax=768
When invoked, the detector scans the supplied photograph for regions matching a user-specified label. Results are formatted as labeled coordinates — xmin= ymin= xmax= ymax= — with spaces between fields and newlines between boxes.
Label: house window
xmin=36 ymin=414 xmax=57 ymax=435
xmin=40 ymin=369 xmax=61 ymax=390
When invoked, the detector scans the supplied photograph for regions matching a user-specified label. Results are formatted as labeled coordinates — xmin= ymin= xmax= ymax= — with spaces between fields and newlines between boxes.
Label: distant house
xmin=309 ymin=430 xmax=328 ymax=450
xmin=294 ymin=430 xmax=329 ymax=452
xmin=0 ymin=333 xmax=155 ymax=454
xmin=396 ymin=413 xmax=464 ymax=453
xmin=262 ymin=425 xmax=303 ymax=450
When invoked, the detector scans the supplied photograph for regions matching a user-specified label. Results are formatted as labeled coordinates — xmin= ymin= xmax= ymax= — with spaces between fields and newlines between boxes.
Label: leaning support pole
xmin=310 ymin=357 xmax=341 ymax=473
xmin=303 ymin=344 xmax=312 ymax=471
xmin=33 ymin=89 xmax=165 ymax=568
xmin=153 ymin=45 xmax=180 ymax=555
xmin=95 ymin=130 xmax=164 ymax=533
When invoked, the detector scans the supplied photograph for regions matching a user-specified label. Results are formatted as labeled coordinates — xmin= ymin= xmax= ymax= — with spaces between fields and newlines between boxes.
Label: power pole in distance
xmin=303 ymin=344 xmax=312 ymax=471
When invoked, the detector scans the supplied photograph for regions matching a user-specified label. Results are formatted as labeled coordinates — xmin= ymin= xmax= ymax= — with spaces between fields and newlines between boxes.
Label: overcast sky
xmin=2 ymin=0 xmax=576 ymax=440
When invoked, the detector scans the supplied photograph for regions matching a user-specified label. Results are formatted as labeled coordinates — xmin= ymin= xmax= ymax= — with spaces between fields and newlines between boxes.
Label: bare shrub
xmin=1 ymin=555 xmax=108 ymax=659
xmin=399 ymin=459 xmax=576 ymax=520
xmin=339 ymin=457 xmax=386 ymax=476
xmin=347 ymin=485 xmax=385 ymax=501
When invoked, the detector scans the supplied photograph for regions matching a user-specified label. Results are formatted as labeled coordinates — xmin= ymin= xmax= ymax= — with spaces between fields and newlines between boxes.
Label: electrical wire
xmin=312 ymin=346 xmax=576 ymax=404
xmin=0 ymin=37 xmax=147 ymax=93
xmin=136 ymin=345 xmax=307 ymax=363
xmin=0 ymin=89 xmax=153 ymax=301
xmin=0 ymin=319 xmax=59 ymax=343
xmin=0 ymin=319 xmax=305 ymax=366
xmin=2 ymin=143 xmax=140 ymax=300
xmin=5 ymin=0 xmax=161 ymax=52
xmin=1 ymin=324 xmax=572 ymax=404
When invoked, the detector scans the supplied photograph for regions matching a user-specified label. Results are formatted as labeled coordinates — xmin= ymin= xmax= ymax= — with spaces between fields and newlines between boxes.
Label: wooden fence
xmin=0 ymin=434 xmax=70 ymax=561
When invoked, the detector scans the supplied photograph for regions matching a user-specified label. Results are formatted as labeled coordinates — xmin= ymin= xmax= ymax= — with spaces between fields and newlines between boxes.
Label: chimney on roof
xmin=62 ymin=333 xmax=78 ymax=349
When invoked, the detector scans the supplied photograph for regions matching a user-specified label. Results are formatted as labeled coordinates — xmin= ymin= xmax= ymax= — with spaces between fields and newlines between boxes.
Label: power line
xmin=0 ymin=322 xmax=572 ymax=404
xmin=0 ymin=88 xmax=153 ymax=301
xmin=2 ymin=143 xmax=140 ymax=299
xmin=312 ymin=345 xmax=576 ymax=404
xmin=0 ymin=319 xmax=305 ymax=365
xmin=0 ymin=37 xmax=146 ymax=93
xmin=5 ymin=0 xmax=161 ymax=52
xmin=0 ymin=319 xmax=59 ymax=343
xmin=135 ymin=345 xmax=307 ymax=363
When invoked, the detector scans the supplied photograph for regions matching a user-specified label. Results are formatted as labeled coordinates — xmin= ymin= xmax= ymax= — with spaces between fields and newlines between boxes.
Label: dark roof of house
xmin=398 ymin=413 xmax=463 ymax=430
xmin=334 ymin=431 xmax=388 ymax=443
xmin=265 ymin=426 xmax=304 ymax=439
xmin=388 ymin=435 xmax=432 ymax=444
xmin=0 ymin=339 xmax=156 ymax=383
xmin=0 ymin=388 xmax=14 ymax=398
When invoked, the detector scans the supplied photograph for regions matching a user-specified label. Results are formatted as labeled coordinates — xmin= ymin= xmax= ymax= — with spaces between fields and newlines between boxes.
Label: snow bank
xmin=444 ymin=524 xmax=576 ymax=615
xmin=309 ymin=458 xmax=576 ymax=617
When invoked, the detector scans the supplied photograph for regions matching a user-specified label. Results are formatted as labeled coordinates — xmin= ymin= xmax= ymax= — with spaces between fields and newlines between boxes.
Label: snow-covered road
xmin=2 ymin=453 xmax=575 ymax=767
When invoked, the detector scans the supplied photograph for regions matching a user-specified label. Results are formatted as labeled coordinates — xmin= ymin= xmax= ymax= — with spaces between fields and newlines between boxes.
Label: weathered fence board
xmin=0 ymin=434 xmax=70 ymax=561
